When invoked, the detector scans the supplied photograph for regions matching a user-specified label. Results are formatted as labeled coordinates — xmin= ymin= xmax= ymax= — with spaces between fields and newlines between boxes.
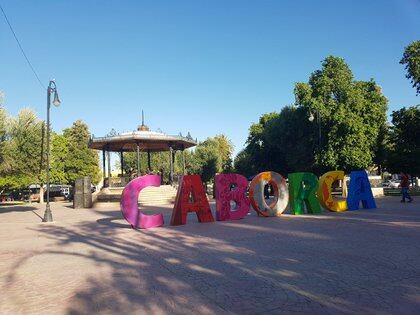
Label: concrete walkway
xmin=0 ymin=197 xmax=419 ymax=314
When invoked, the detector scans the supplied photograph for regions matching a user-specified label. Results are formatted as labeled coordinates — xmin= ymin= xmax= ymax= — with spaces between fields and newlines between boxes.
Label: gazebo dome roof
xmin=89 ymin=129 xmax=197 ymax=152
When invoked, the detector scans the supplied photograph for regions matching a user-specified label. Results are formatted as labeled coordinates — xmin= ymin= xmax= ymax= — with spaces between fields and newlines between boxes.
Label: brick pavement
xmin=0 ymin=197 xmax=419 ymax=314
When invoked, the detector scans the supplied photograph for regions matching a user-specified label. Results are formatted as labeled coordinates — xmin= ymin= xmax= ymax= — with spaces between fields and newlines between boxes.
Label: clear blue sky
xmin=1 ymin=0 xmax=419 ymax=157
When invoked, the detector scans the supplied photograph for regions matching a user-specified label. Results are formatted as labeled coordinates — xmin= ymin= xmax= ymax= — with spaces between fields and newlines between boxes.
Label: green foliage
xmin=189 ymin=144 xmax=220 ymax=183
xmin=294 ymin=56 xmax=388 ymax=173
xmin=189 ymin=134 xmax=234 ymax=183
xmin=0 ymin=109 xmax=45 ymax=189
xmin=237 ymin=56 xmax=388 ymax=175
xmin=61 ymin=120 xmax=101 ymax=185
xmin=50 ymin=132 xmax=69 ymax=184
xmin=386 ymin=105 xmax=420 ymax=176
xmin=114 ymin=134 xmax=233 ymax=185
xmin=233 ymin=149 xmax=255 ymax=177
xmin=234 ymin=108 xmax=315 ymax=176
xmin=400 ymin=40 xmax=420 ymax=95
xmin=0 ymin=107 xmax=8 ymax=174
xmin=117 ymin=150 xmax=179 ymax=183
xmin=213 ymin=134 xmax=234 ymax=171
xmin=0 ymin=111 xmax=101 ymax=190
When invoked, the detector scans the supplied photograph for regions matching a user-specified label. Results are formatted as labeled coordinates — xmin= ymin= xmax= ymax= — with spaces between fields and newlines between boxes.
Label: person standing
xmin=400 ymin=173 xmax=413 ymax=203
xmin=264 ymin=184 xmax=271 ymax=199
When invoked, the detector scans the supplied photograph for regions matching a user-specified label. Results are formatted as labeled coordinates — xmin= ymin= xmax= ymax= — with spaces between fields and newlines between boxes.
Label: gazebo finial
xmin=138 ymin=109 xmax=150 ymax=131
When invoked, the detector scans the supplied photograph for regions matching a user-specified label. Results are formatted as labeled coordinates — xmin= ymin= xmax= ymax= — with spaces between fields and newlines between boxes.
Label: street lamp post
xmin=43 ymin=80 xmax=61 ymax=222
xmin=308 ymin=108 xmax=321 ymax=149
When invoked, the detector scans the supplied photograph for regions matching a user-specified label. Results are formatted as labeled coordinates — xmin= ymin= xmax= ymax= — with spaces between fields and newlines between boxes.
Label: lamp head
xmin=308 ymin=112 xmax=314 ymax=122
xmin=52 ymin=91 xmax=61 ymax=107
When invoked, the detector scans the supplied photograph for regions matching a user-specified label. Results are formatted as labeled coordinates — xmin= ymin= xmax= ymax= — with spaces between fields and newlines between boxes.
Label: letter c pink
xmin=120 ymin=175 xmax=164 ymax=229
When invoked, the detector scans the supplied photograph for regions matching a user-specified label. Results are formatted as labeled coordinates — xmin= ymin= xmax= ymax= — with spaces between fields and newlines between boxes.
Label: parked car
xmin=388 ymin=180 xmax=401 ymax=189
xmin=382 ymin=180 xmax=391 ymax=187
xmin=60 ymin=186 xmax=71 ymax=199
xmin=0 ymin=192 xmax=15 ymax=202
xmin=0 ymin=189 xmax=31 ymax=202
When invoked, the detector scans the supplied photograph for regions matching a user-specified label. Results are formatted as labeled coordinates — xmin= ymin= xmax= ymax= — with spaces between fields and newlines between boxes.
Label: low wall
xmin=372 ymin=187 xmax=384 ymax=197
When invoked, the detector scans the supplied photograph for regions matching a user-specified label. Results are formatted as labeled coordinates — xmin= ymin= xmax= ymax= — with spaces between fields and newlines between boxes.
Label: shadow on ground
xmin=8 ymin=200 xmax=420 ymax=314
xmin=0 ymin=204 xmax=42 ymax=221
xmin=0 ymin=205 xmax=37 ymax=213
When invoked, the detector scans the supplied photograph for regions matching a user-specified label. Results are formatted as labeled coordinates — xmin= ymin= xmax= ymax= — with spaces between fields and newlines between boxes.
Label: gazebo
xmin=89 ymin=114 xmax=197 ymax=187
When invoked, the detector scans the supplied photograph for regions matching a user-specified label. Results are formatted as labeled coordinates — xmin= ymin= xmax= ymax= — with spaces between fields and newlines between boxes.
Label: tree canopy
xmin=236 ymin=56 xmax=388 ymax=175
xmin=0 ymin=109 xmax=45 ymax=189
xmin=59 ymin=120 xmax=101 ymax=185
xmin=188 ymin=134 xmax=234 ymax=183
xmin=400 ymin=40 xmax=420 ymax=95
xmin=116 ymin=150 xmax=181 ymax=182
xmin=295 ymin=56 xmax=388 ymax=173
xmin=0 ymin=109 xmax=101 ymax=190
xmin=234 ymin=108 xmax=314 ymax=177
xmin=114 ymin=134 xmax=234 ymax=185
xmin=386 ymin=105 xmax=420 ymax=176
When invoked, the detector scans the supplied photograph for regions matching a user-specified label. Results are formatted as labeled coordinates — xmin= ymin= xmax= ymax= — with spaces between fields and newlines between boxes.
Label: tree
xmin=234 ymin=107 xmax=315 ymax=176
xmin=234 ymin=149 xmax=256 ymax=178
xmin=242 ymin=112 xmax=278 ymax=174
xmin=188 ymin=134 xmax=234 ymax=184
xmin=208 ymin=134 xmax=234 ymax=172
xmin=115 ymin=135 xmax=233 ymax=185
xmin=294 ymin=56 xmax=388 ymax=173
xmin=237 ymin=56 xmax=388 ymax=175
xmin=50 ymin=132 xmax=69 ymax=184
xmin=189 ymin=145 xmax=220 ymax=184
xmin=0 ymin=106 xmax=8 ymax=174
xmin=62 ymin=120 xmax=101 ymax=185
xmin=0 ymin=112 xmax=101 ymax=191
xmin=386 ymin=105 xmax=420 ymax=176
xmin=400 ymin=40 xmax=420 ymax=95
xmin=0 ymin=109 xmax=44 ymax=189
xmin=116 ymin=150 xmax=182 ymax=184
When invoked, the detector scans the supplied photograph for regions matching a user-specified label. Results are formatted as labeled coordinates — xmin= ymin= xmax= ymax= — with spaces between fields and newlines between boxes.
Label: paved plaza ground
xmin=0 ymin=197 xmax=419 ymax=314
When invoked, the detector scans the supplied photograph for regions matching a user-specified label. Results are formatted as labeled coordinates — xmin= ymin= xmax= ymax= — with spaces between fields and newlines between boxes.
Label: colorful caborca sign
xmin=120 ymin=170 xmax=376 ymax=229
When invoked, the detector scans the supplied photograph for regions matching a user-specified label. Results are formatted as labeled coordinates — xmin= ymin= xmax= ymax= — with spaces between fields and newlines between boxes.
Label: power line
xmin=0 ymin=3 xmax=45 ymax=89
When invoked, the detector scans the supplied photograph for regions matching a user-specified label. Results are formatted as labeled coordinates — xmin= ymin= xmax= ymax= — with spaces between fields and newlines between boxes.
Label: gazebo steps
xmin=96 ymin=185 xmax=177 ymax=205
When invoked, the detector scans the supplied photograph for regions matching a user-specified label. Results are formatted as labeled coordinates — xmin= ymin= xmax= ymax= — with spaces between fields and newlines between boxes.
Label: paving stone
xmin=0 ymin=197 xmax=419 ymax=314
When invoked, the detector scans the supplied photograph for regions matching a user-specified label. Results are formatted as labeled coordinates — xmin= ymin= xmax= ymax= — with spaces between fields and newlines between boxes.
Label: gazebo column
xmin=172 ymin=149 xmax=176 ymax=181
xmin=182 ymin=149 xmax=186 ymax=175
xmin=169 ymin=147 xmax=174 ymax=184
xmin=120 ymin=151 xmax=124 ymax=176
xmin=102 ymin=149 xmax=106 ymax=187
xmin=136 ymin=143 xmax=140 ymax=177
xmin=107 ymin=150 xmax=111 ymax=187
xmin=147 ymin=149 xmax=151 ymax=172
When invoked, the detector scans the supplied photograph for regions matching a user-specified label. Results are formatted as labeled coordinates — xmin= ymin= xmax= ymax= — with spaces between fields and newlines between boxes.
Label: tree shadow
xmin=0 ymin=205 xmax=38 ymax=214
xmin=5 ymin=200 xmax=420 ymax=314
xmin=0 ymin=204 xmax=43 ymax=222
